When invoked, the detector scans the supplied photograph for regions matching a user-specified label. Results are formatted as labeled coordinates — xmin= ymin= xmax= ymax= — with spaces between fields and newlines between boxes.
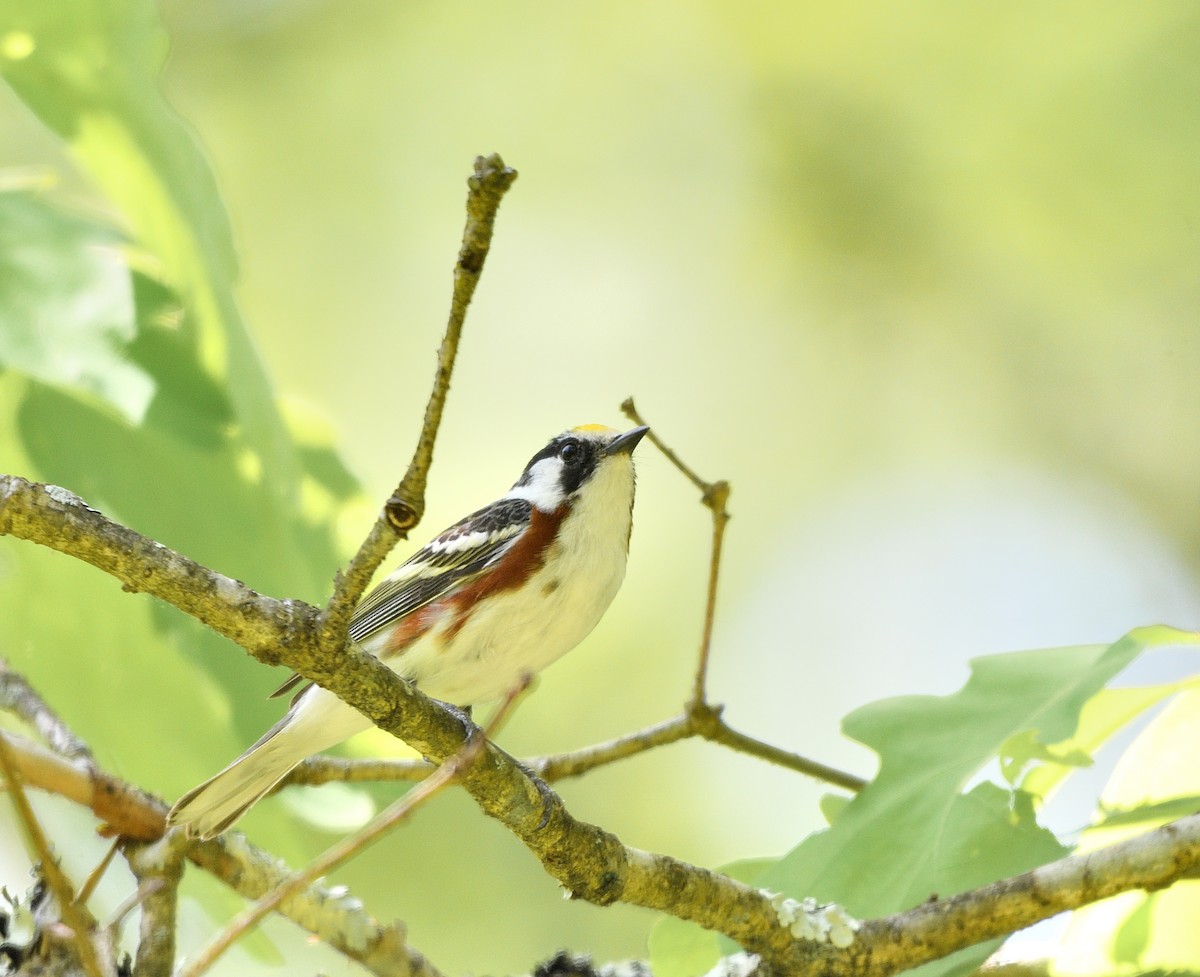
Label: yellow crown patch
xmin=571 ymin=423 xmax=618 ymax=435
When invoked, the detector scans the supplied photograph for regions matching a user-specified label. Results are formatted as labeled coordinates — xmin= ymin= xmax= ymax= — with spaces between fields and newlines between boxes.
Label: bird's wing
xmin=268 ymin=497 xmax=532 ymax=700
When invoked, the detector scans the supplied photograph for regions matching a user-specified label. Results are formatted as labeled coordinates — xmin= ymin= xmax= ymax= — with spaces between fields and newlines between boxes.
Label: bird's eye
xmin=559 ymin=440 xmax=581 ymax=464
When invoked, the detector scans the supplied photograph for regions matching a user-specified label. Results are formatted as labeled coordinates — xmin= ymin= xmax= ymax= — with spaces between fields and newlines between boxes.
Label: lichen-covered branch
xmin=769 ymin=812 xmax=1200 ymax=975
xmin=13 ymin=460 xmax=1200 ymax=976
xmin=186 ymin=834 xmax=439 ymax=977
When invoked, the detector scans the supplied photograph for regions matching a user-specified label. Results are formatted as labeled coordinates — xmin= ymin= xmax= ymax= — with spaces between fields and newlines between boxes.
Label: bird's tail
xmin=168 ymin=688 xmax=372 ymax=839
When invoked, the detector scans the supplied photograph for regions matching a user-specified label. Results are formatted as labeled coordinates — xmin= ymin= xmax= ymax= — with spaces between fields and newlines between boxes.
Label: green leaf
xmin=1090 ymin=795 xmax=1200 ymax=832
xmin=749 ymin=628 xmax=1198 ymax=977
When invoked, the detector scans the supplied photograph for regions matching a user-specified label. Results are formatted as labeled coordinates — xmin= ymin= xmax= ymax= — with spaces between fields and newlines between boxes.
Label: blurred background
xmin=3 ymin=2 xmax=1200 ymax=973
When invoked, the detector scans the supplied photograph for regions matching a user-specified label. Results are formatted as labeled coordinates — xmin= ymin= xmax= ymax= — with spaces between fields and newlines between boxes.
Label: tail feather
xmin=168 ymin=688 xmax=372 ymax=839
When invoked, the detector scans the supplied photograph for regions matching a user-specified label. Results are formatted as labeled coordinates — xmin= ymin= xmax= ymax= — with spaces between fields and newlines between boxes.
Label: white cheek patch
xmin=507 ymin=457 xmax=566 ymax=511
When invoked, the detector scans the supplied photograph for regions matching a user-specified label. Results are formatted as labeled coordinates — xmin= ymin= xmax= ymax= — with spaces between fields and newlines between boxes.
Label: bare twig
xmin=620 ymin=398 xmax=710 ymax=494
xmin=698 ymin=712 xmax=866 ymax=793
xmin=76 ymin=839 xmax=121 ymax=907
xmin=185 ymin=833 xmax=440 ymax=977
xmin=526 ymin=715 xmax=694 ymax=780
xmin=0 ymin=729 xmax=168 ymax=841
xmin=621 ymin=398 xmax=729 ymax=710
xmin=0 ymin=730 xmax=105 ymax=977
xmin=322 ymin=154 xmax=519 ymax=641
xmin=0 ymin=657 xmax=93 ymax=761
xmin=287 ymin=754 xmax=434 ymax=786
xmin=291 ymin=709 xmax=865 ymax=793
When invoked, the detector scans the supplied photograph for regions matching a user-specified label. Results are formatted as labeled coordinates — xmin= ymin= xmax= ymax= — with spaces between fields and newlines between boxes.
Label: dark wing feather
xmin=348 ymin=497 xmax=532 ymax=641
xmin=267 ymin=498 xmax=532 ymax=700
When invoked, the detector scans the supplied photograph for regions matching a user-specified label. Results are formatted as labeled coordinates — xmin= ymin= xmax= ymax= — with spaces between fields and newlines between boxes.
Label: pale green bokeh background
xmin=3 ymin=2 xmax=1200 ymax=973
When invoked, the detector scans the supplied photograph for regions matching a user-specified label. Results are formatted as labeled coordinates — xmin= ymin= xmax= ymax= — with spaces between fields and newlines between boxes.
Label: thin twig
xmin=620 ymin=398 xmax=729 ymax=708
xmin=0 ymin=731 xmax=105 ymax=977
xmin=0 ymin=729 xmax=167 ymax=840
xmin=621 ymin=397 xmax=710 ymax=494
xmin=526 ymin=715 xmax=694 ymax=780
xmin=701 ymin=716 xmax=867 ymax=793
xmin=693 ymin=481 xmax=730 ymax=705
xmin=322 ymin=154 xmax=519 ymax=641
xmin=76 ymin=839 xmax=121 ymax=907
xmin=287 ymin=754 xmax=434 ymax=786
xmin=104 ymin=878 xmax=164 ymax=933
xmin=290 ymin=709 xmax=865 ymax=791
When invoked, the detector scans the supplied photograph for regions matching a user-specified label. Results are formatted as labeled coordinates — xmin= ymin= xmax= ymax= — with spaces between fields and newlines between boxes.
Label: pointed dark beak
xmin=606 ymin=425 xmax=650 ymax=456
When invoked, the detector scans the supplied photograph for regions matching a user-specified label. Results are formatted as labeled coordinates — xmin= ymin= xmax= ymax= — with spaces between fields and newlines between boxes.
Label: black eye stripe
xmin=514 ymin=434 xmax=601 ymax=493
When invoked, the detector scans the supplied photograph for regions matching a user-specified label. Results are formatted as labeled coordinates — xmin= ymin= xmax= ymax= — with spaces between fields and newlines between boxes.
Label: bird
xmin=168 ymin=423 xmax=649 ymax=838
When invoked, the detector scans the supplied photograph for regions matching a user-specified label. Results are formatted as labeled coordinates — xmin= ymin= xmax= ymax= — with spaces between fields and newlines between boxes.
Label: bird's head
xmin=508 ymin=424 xmax=649 ymax=513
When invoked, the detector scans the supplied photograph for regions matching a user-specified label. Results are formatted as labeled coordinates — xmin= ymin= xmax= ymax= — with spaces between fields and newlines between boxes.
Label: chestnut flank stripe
xmin=441 ymin=504 xmax=568 ymax=641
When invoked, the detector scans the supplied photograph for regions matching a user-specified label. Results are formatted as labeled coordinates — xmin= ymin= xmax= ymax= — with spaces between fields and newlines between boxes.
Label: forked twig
xmin=621 ymin=398 xmax=728 ymax=706
xmin=622 ymin=398 xmax=865 ymax=793
xmin=322 ymin=154 xmax=519 ymax=641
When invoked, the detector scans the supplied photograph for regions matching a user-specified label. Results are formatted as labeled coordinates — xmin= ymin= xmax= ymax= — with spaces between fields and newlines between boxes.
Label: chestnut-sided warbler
xmin=169 ymin=424 xmax=649 ymax=838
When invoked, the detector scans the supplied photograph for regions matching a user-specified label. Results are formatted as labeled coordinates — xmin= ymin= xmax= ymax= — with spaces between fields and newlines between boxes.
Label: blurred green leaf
xmin=0 ymin=1 xmax=378 ymax=876
xmin=1091 ymin=796 xmax=1200 ymax=832
xmin=1017 ymin=678 xmax=1200 ymax=803
xmin=1054 ymin=686 xmax=1200 ymax=973
xmin=0 ymin=189 xmax=153 ymax=420
xmin=819 ymin=792 xmax=851 ymax=825
xmin=128 ymin=270 xmax=234 ymax=449
xmin=0 ymin=0 xmax=299 ymax=496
